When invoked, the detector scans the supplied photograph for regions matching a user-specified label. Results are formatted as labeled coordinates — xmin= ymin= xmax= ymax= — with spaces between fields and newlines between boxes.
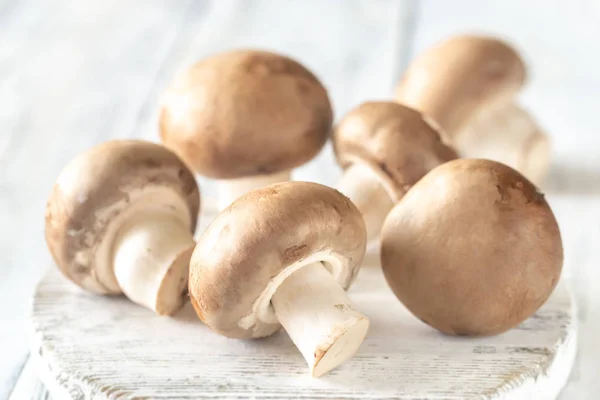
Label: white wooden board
xmin=29 ymin=245 xmax=577 ymax=399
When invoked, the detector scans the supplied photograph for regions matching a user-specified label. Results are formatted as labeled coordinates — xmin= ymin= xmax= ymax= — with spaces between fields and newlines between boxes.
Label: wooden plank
xmin=552 ymin=199 xmax=600 ymax=399
xmin=8 ymin=357 xmax=49 ymax=400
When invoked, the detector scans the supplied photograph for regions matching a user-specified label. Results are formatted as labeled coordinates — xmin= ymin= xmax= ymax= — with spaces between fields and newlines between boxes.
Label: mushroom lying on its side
xmin=45 ymin=140 xmax=200 ymax=316
xmin=381 ymin=159 xmax=563 ymax=336
xmin=160 ymin=50 xmax=333 ymax=210
xmin=333 ymin=101 xmax=458 ymax=240
xmin=395 ymin=34 xmax=550 ymax=185
xmin=189 ymin=182 xmax=368 ymax=377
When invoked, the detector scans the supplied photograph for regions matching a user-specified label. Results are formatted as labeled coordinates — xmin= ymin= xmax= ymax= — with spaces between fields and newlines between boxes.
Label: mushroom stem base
xmin=337 ymin=163 xmax=395 ymax=242
xmin=217 ymin=170 xmax=291 ymax=211
xmin=454 ymin=102 xmax=551 ymax=186
xmin=271 ymin=262 xmax=369 ymax=377
xmin=113 ymin=214 xmax=195 ymax=315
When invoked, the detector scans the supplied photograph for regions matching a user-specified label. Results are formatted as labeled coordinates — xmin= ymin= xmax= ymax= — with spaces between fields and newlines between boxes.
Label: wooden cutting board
xmin=29 ymin=246 xmax=577 ymax=399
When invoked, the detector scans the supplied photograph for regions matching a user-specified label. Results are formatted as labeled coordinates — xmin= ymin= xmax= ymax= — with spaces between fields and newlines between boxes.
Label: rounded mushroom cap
xmin=159 ymin=49 xmax=334 ymax=179
xmin=189 ymin=181 xmax=366 ymax=339
xmin=333 ymin=101 xmax=458 ymax=200
xmin=395 ymin=35 xmax=526 ymax=136
xmin=45 ymin=140 xmax=200 ymax=295
xmin=381 ymin=159 xmax=563 ymax=336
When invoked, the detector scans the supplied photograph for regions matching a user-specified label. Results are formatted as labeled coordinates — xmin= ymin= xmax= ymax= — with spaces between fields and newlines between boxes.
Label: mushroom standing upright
xmin=159 ymin=49 xmax=334 ymax=210
xmin=381 ymin=159 xmax=563 ymax=336
xmin=332 ymin=101 xmax=458 ymax=240
xmin=395 ymin=34 xmax=551 ymax=185
xmin=189 ymin=182 xmax=369 ymax=377
xmin=452 ymin=102 xmax=550 ymax=184
xmin=45 ymin=140 xmax=200 ymax=316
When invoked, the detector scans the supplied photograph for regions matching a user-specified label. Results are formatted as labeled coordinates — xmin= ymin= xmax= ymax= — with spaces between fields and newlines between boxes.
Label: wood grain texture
xmin=29 ymin=252 xmax=576 ymax=399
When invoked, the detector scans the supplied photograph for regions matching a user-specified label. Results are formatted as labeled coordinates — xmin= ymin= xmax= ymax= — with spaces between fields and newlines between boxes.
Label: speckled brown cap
xmin=395 ymin=35 xmax=526 ymax=136
xmin=333 ymin=101 xmax=458 ymax=200
xmin=45 ymin=140 xmax=200 ymax=295
xmin=381 ymin=159 xmax=563 ymax=336
xmin=159 ymin=50 xmax=334 ymax=179
xmin=189 ymin=182 xmax=366 ymax=339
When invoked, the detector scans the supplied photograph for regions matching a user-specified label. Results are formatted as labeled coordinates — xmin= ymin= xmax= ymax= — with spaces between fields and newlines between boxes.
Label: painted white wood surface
xmin=30 ymin=250 xmax=576 ymax=400
xmin=2 ymin=0 xmax=600 ymax=398
xmin=7 ymin=359 xmax=48 ymax=400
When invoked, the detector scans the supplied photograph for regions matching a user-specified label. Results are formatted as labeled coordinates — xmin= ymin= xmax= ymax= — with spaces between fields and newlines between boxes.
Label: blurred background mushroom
xmin=394 ymin=35 xmax=551 ymax=186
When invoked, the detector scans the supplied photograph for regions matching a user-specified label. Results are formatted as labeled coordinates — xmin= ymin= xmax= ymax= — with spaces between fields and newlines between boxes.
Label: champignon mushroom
xmin=381 ymin=159 xmax=563 ymax=336
xmin=332 ymin=101 xmax=458 ymax=240
xmin=453 ymin=102 xmax=551 ymax=186
xmin=395 ymin=34 xmax=550 ymax=185
xmin=45 ymin=140 xmax=200 ymax=316
xmin=189 ymin=182 xmax=368 ymax=377
xmin=159 ymin=49 xmax=333 ymax=210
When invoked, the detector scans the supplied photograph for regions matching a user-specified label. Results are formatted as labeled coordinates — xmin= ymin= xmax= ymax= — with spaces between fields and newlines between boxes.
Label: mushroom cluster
xmin=44 ymin=37 xmax=563 ymax=378
xmin=332 ymin=35 xmax=554 ymax=241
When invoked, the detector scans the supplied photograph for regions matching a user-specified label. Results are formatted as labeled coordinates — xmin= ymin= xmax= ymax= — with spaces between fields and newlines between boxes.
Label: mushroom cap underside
xmin=45 ymin=139 xmax=200 ymax=294
xmin=189 ymin=181 xmax=366 ymax=339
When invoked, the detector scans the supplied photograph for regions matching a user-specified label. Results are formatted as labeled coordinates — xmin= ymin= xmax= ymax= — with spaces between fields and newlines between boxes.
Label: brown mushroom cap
xmin=159 ymin=50 xmax=334 ymax=179
xmin=381 ymin=159 xmax=563 ymax=336
xmin=395 ymin=35 xmax=526 ymax=136
xmin=333 ymin=101 xmax=458 ymax=200
xmin=189 ymin=181 xmax=366 ymax=339
xmin=45 ymin=140 xmax=200 ymax=295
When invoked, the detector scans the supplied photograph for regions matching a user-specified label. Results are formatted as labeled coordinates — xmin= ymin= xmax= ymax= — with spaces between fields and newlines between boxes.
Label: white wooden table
xmin=1 ymin=0 xmax=599 ymax=398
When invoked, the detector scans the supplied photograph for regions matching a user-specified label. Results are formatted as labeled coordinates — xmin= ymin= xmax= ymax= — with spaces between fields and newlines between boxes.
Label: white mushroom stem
xmin=271 ymin=262 xmax=369 ymax=377
xmin=217 ymin=170 xmax=291 ymax=211
xmin=453 ymin=102 xmax=551 ymax=186
xmin=336 ymin=163 xmax=395 ymax=241
xmin=112 ymin=214 xmax=195 ymax=316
